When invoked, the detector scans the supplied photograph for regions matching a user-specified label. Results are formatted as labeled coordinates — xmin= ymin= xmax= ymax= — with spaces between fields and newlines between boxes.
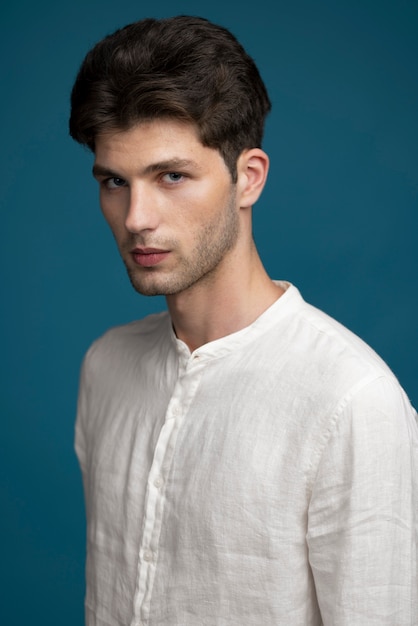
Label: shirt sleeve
xmin=307 ymin=375 xmax=418 ymax=625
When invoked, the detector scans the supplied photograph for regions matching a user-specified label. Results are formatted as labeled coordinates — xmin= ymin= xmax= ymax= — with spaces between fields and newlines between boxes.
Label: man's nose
xmin=125 ymin=185 xmax=160 ymax=233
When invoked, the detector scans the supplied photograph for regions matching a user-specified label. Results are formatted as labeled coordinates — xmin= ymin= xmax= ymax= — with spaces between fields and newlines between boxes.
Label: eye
xmin=104 ymin=177 xmax=127 ymax=189
xmin=162 ymin=172 xmax=184 ymax=184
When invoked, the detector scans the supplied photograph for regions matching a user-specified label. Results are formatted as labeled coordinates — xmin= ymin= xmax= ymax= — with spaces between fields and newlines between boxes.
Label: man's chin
xmin=124 ymin=264 xmax=164 ymax=296
xmin=127 ymin=271 xmax=180 ymax=297
xmin=129 ymin=278 xmax=166 ymax=297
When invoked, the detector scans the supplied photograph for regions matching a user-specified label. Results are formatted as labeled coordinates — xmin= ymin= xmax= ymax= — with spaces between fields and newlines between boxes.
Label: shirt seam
xmin=306 ymin=372 xmax=397 ymax=496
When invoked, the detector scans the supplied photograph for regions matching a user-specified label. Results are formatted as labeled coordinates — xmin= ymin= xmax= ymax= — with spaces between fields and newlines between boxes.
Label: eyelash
xmin=161 ymin=172 xmax=186 ymax=184
xmin=102 ymin=177 xmax=126 ymax=190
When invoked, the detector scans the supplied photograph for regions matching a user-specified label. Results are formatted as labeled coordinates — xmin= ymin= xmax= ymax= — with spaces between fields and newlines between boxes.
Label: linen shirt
xmin=76 ymin=282 xmax=418 ymax=625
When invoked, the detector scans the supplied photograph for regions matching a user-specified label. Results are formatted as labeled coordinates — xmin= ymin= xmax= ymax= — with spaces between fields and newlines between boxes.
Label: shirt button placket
xmin=171 ymin=404 xmax=181 ymax=418
xmin=153 ymin=476 xmax=163 ymax=488
xmin=143 ymin=550 xmax=153 ymax=562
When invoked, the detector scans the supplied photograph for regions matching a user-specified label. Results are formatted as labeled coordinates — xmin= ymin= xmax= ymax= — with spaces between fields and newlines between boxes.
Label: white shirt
xmin=76 ymin=282 xmax=418 ymax=625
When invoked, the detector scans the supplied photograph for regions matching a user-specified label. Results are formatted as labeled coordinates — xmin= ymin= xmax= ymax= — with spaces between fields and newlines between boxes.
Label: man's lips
xmin=131 ymin=247 xmax=170 ymax=267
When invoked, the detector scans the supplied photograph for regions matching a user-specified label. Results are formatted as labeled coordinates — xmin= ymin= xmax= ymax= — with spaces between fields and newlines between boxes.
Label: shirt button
xmin=154 ymin=476 xmax=163 ymax=488
xmin=143 ymin=550 xmax=153 ymax=562
xmin=171 ymin=405 xmax=181 ymax=417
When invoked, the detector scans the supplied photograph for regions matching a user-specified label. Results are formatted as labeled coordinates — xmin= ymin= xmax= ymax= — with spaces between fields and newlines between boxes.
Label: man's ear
xmin=236 ymin=148 xmax=269 ymax=208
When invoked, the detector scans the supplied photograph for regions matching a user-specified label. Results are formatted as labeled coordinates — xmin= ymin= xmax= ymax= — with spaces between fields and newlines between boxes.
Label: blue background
xmin=1 ymin=0 xmax=417 ymax=622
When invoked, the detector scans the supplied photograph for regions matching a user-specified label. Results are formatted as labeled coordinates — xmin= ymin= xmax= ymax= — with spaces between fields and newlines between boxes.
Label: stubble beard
xmin=122 ymin=191 xmax=240 ymax=297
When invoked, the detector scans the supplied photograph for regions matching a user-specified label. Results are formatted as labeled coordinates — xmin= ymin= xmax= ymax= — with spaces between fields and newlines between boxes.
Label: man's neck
xmin=166 ymin=243 xmax=284 ymax=353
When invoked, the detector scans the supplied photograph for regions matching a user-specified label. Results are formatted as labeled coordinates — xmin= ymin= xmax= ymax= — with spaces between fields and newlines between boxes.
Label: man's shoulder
xmin=298 ymin=299 xmax=391 ymax=374
xmin=84 ymin=310 xmax=171 ymax=365
xmin=271 ymin=287 xmax=417 ymax=426
xmin=274 ymin=285 xmax=399 ymax=397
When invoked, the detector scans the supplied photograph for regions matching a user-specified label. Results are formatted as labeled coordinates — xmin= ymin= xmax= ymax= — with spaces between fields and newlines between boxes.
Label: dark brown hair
xmin=69 ymin=16 xmax=271 ymax=181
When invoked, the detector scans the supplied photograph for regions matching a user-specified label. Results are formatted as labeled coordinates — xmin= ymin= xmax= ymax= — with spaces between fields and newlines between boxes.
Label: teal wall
xmin=1 ymin=1 xmax=417 ymax=622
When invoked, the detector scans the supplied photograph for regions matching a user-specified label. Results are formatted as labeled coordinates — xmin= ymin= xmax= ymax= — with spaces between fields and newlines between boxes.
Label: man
xmin=70 ymin=15 xmax=418 ymax=626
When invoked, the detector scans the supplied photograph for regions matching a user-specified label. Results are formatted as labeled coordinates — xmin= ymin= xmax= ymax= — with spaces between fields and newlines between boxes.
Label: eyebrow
xmin=92 ymin=164 xmax=120 ymax=179
xmin=92 ymin=158 xmax=200 ymax=180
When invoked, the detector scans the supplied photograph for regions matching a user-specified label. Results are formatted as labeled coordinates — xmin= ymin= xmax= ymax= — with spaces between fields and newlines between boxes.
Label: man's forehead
xmin=93 ymin=119 xmax=227 ymax=175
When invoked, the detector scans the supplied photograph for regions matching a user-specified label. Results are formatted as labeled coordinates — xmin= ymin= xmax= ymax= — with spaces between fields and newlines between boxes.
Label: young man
xmin=70 ymin=16 xmax=418 ymax=626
